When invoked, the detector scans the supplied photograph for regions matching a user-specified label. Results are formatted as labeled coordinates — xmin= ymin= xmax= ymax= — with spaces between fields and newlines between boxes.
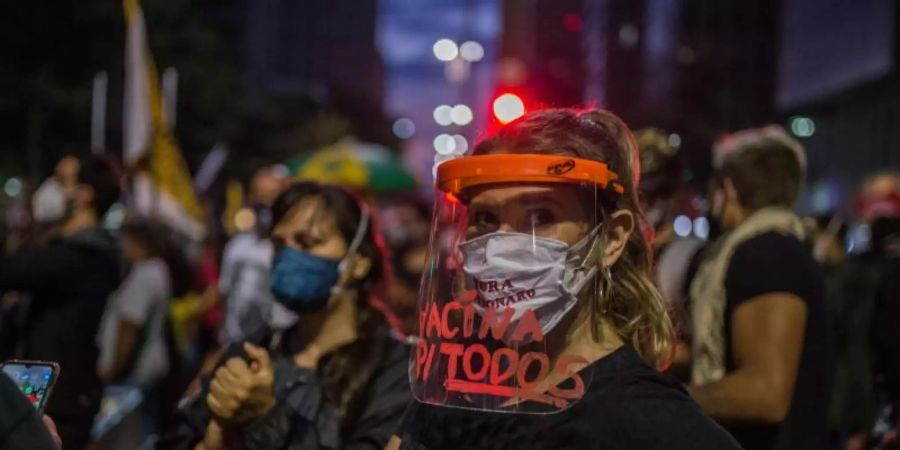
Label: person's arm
xmin=100 ymin=320 xmax=141 ymax=383
xmin=98 ymin=267 xmax=158 ymax=382
xmin=689 ymin=292 xmax=806 ymax=422
xmin=0 ymin=246 xmax=80 ymax=292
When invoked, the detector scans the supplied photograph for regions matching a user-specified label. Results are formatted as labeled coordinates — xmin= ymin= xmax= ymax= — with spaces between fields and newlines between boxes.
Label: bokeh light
xmin=433 ymin=134 xmax=456 ymax=155
xmin=459 ymin=41 xmax=484 ymax=62
xmin=433 ymin=39 xmax=458 ymax=62
xmin=492 ymin=93 xmax=526 ymax=124
xmin=790 ymin=116 xmax=815 ymax=137
xmin=392 ymin=118 xmax=415 ymax=139
xmin=452 ymin=134 xmax=468 ymax=154
xmin=674 ymin=215 xmax=692 ymax=237
xmin=433 ymin=105 xmax=453 ymax=126
xmin=450 ymin=104 xmax=473 ymax=126
xmin=4 ymin=178 xmax=22 ymax=197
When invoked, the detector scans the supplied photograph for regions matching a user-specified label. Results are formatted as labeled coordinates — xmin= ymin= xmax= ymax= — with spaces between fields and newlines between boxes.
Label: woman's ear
xmin=601 ymin=209 xmax=634 ymax=268
xmin=348 ymin=254 xmax=373 ymax=282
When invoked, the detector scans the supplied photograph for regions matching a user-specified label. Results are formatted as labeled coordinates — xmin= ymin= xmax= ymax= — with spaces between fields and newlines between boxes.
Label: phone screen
xmin=1 ymin=363 xmax=57 ymax=411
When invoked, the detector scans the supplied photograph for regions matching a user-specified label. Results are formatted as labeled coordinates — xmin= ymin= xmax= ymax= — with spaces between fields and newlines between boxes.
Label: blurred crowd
xmin=0 ymin=110 xmax=897 ymax=450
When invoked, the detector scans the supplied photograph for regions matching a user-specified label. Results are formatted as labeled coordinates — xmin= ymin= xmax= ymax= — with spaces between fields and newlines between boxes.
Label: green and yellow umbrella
xmin=287 ymin=139 xmax=417 ymax=193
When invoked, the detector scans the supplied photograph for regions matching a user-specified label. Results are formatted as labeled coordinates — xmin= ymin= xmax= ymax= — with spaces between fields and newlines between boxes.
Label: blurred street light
xmin=392 ymin=118 xmax=416 ymax=139
xmin=450 ymin=104 xmax=473 ymax=126
xmin=434 ymin=134 xmax=457 ymax=155
xmin=452 ymin=135 xmax=469 ymax=154
xmin=492 ymin=93 xmax=526 ymax=124
xmin=460 ymin=41 xmax=485 ymax=62
xmin=433 ymin=39 xmax=459 ymax=62
xmin=790 ymin=117 xmax=816 ymax=137
xmin=433 ymin=105 xmax=453 ymax=126
xmin=4 ymin=178 xmax=22 ymax=198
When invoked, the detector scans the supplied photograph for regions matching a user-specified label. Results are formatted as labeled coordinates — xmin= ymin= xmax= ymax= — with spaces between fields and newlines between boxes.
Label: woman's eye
xmin=293 ymin=233 xmax=317 ymax=249
xmin=527 ymin=208 xmax=556 ymax=228
xmin=470 ymin=210 xmax=498 ymax=229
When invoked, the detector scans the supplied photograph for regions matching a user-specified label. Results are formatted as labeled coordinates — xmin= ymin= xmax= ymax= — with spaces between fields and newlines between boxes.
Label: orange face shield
xmin=436 ymin=154 xmax=624 ymax=198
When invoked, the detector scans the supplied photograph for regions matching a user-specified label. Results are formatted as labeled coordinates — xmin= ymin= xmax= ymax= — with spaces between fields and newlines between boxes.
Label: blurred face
xmin=465 ymin=184 xmax=592 ymax=244
xmin=251 ymin=168 xmax=288 ymax=207
xmin=120 ymin=234 xmax=147 ymax=263
xmin=55 ymin=156 xmax=80 ymax=191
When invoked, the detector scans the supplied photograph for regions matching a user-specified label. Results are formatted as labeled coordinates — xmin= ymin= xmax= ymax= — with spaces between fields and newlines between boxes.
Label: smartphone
xmin=0 ymin=360 xmax=60 ymax=413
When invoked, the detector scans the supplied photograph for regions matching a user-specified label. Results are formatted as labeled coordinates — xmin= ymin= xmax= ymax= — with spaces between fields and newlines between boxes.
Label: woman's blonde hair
xmin=473 ymin=108 xmax=675 ymax=366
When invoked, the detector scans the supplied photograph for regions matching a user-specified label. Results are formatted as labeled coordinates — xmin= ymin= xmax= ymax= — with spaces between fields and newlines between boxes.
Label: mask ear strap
xmin=569 ymin=266 xmax=598 ymax=296
xmin=567 ymin=225 xmax=604 ymax=296
xmin=569 ymin=224 xmax=604 ymax=270
xmin=569 ymin=224 xmax=603 ymax=255
xmin=337 ymin=201 xmax=370 ymax=274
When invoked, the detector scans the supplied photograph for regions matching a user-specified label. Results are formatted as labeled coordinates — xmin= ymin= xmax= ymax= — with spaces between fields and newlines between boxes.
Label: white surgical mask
xmin=460 ymin=226 xmax=601 ymax=341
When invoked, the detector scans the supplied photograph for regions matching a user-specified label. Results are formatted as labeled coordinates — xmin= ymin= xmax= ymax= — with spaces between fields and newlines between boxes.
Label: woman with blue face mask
xmin=161 ymin=182 xmax=409 ymax=450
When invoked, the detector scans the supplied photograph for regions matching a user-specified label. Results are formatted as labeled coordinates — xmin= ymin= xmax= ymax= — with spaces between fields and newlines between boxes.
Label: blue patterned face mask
xmin=270 ymin=203 xmax=370 ymax=314
xmin=270 ymin=248 xmax=341 ymax=314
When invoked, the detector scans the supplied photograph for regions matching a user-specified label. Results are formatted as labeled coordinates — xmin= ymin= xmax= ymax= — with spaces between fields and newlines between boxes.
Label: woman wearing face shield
xmin=161 ymin=182 xmax=409 ymax=450
xmin=391 ymin=109 xmax=739 ymax=449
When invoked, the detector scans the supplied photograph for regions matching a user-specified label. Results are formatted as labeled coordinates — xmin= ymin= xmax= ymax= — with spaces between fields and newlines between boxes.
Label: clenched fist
xmin=206 ymin=342 xmax=277 ymax=424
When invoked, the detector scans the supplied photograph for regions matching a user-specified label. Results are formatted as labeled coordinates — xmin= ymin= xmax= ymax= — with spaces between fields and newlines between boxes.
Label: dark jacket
xmin=0 ymin=228 xmax=121 ymax=448
xmin=159 ymin=328 xmax=410 ymax=450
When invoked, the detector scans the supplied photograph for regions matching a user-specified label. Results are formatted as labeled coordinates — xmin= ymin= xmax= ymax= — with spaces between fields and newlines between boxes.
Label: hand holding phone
xmin=0 ymin=360 xmax=60 ymax=413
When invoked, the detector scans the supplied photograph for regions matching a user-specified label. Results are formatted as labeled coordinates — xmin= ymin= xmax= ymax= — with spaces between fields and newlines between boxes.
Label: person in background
xmin=161 ymin=182 xmax=409 ymax=450
xmin=218 ymin=165 xmax=295 ymax=344
xmin=97 ymin=220 xmax=193 ymax=439
xmin=98 ymin=222 xmax=174 ymax=386
xmin=393 ymin=108 xmax=739 ymax=449
xmin=688 ymin=126 xmax=831 ymax=450
xmin=827 ymin=171 xmax=900 ymax=449
xmin=31 ymin=155 xmax=80 ymax=234
xmin=379 ymin=197 xmax=431 ymax=336
xmin=0 ymin=155 xmax=122 ymax=450
xmin=635 ymin=127 xmax=704 ymax=381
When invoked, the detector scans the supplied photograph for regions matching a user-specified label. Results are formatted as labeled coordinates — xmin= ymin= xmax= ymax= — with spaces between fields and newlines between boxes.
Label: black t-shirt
xmin=723 ymin=232 xmax=832 ymax=450
xmin=399 ymin=345 xmax=740 ymax=450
